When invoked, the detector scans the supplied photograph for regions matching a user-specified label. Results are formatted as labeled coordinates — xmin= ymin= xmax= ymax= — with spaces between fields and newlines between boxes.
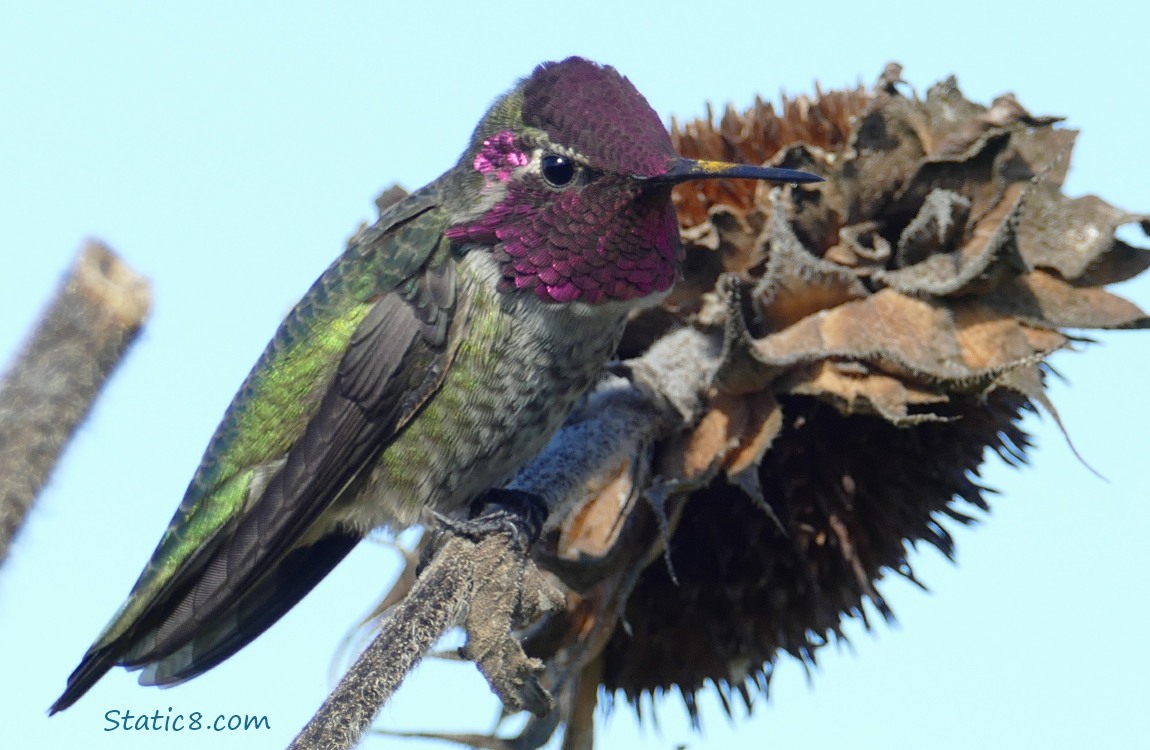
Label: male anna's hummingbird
xmin=51 ymin=57 xmax=819 ymax=712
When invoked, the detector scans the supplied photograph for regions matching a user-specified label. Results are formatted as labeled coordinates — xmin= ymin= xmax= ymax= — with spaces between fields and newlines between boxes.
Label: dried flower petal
xmin=371 ymin=66 xmax=1149 ymax=745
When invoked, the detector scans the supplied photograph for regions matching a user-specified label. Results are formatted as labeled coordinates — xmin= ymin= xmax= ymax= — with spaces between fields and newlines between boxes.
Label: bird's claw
xmin=435 ymin=488 xmax=548 ymax=549
xmin=426 ymin=489 xmax=560 ymax=717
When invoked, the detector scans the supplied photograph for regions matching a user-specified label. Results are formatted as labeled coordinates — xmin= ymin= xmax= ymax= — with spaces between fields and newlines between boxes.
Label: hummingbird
xmin=50 ymin=57 xmax=819 ymax=713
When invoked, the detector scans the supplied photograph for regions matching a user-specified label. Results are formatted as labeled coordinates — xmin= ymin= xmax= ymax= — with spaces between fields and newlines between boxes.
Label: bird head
xmin=446 ymin=58 xmax=820 ymax=304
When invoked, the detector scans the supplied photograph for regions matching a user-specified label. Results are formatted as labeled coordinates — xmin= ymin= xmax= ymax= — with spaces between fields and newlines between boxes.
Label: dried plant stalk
xmin=0 ymin=241 xmax=151 ymax=566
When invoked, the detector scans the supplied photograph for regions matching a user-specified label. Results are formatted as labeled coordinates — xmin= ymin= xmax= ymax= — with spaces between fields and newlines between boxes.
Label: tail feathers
xmin=137 ymin=531 xmax=359 ymax=686
xmin=49 ymin=646 xmax=118 ymax=715
xmin=49 ymin=532 xmax=359 ymax=713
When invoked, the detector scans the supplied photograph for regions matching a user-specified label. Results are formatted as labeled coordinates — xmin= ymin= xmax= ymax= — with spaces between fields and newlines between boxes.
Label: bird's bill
xmin=644 ymin=157 xmax=823 ymax=185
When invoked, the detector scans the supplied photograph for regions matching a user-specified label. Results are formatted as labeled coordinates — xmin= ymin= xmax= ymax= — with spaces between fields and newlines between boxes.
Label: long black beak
xmin=642 ymin=157 xmax=822 ymax=185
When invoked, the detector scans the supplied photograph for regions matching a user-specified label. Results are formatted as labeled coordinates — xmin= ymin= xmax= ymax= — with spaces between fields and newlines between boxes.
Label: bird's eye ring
xmin=541 ymin=154 xmax=577 ymax=187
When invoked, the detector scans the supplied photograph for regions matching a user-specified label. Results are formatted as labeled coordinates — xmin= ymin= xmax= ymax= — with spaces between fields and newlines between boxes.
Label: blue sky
xmin=2 ymin=2 xmax=1147 ymax=748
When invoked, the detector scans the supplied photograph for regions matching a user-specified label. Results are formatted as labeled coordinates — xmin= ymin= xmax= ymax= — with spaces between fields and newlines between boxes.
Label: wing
xmin=52 ymin=183 xmax=459 ymax=712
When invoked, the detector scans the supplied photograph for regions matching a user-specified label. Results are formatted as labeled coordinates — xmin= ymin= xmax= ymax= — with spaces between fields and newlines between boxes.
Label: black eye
xmin=541 ymin=154 xmax=577 ymax=187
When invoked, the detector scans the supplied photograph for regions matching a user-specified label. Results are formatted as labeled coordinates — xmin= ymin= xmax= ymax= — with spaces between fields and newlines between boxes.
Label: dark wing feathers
xmin=138 ymin=532 xmax=360 ymax=685
xmin=51 ymin=186 xmax=458 ymax=712
xmin=342 ymin=252 xmax=456 ymax=414
xmin=142 ymin=286 xmax=449 ymax=661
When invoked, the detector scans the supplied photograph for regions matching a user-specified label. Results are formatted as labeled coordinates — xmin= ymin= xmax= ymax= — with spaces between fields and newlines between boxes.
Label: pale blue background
xmin=2 ymin=2 xmax=1147 ymax=748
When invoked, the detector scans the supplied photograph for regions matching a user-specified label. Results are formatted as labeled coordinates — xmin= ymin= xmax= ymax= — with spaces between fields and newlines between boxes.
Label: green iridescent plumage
xmin=54 ymin=186 xmax=456 ymax=707
xmin=51 ymin=57 xmax=819 ymax=714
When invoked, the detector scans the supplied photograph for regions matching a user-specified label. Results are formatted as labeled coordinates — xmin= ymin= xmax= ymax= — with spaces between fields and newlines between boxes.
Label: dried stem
xmin=0 ymin=241 xmax=150 ymax=566
xmin=290 ymin=513 xmax=567 ymax=750
xmin=289 ymin=533 xmax=474 ymax=750
xmin=510 ymin=326 xmax=721 ymax=523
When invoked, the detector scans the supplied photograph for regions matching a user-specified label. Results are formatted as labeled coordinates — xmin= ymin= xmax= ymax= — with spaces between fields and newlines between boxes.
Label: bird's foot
xmin=435 ymin=488 xmax=548 ymax=550
xmin=425 ymin=488 xmax=559 ymax=717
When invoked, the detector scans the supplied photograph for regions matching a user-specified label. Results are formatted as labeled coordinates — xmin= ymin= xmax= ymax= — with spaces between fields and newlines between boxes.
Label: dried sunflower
xmin=371 ymin=65 xmax=1148 ymax=750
